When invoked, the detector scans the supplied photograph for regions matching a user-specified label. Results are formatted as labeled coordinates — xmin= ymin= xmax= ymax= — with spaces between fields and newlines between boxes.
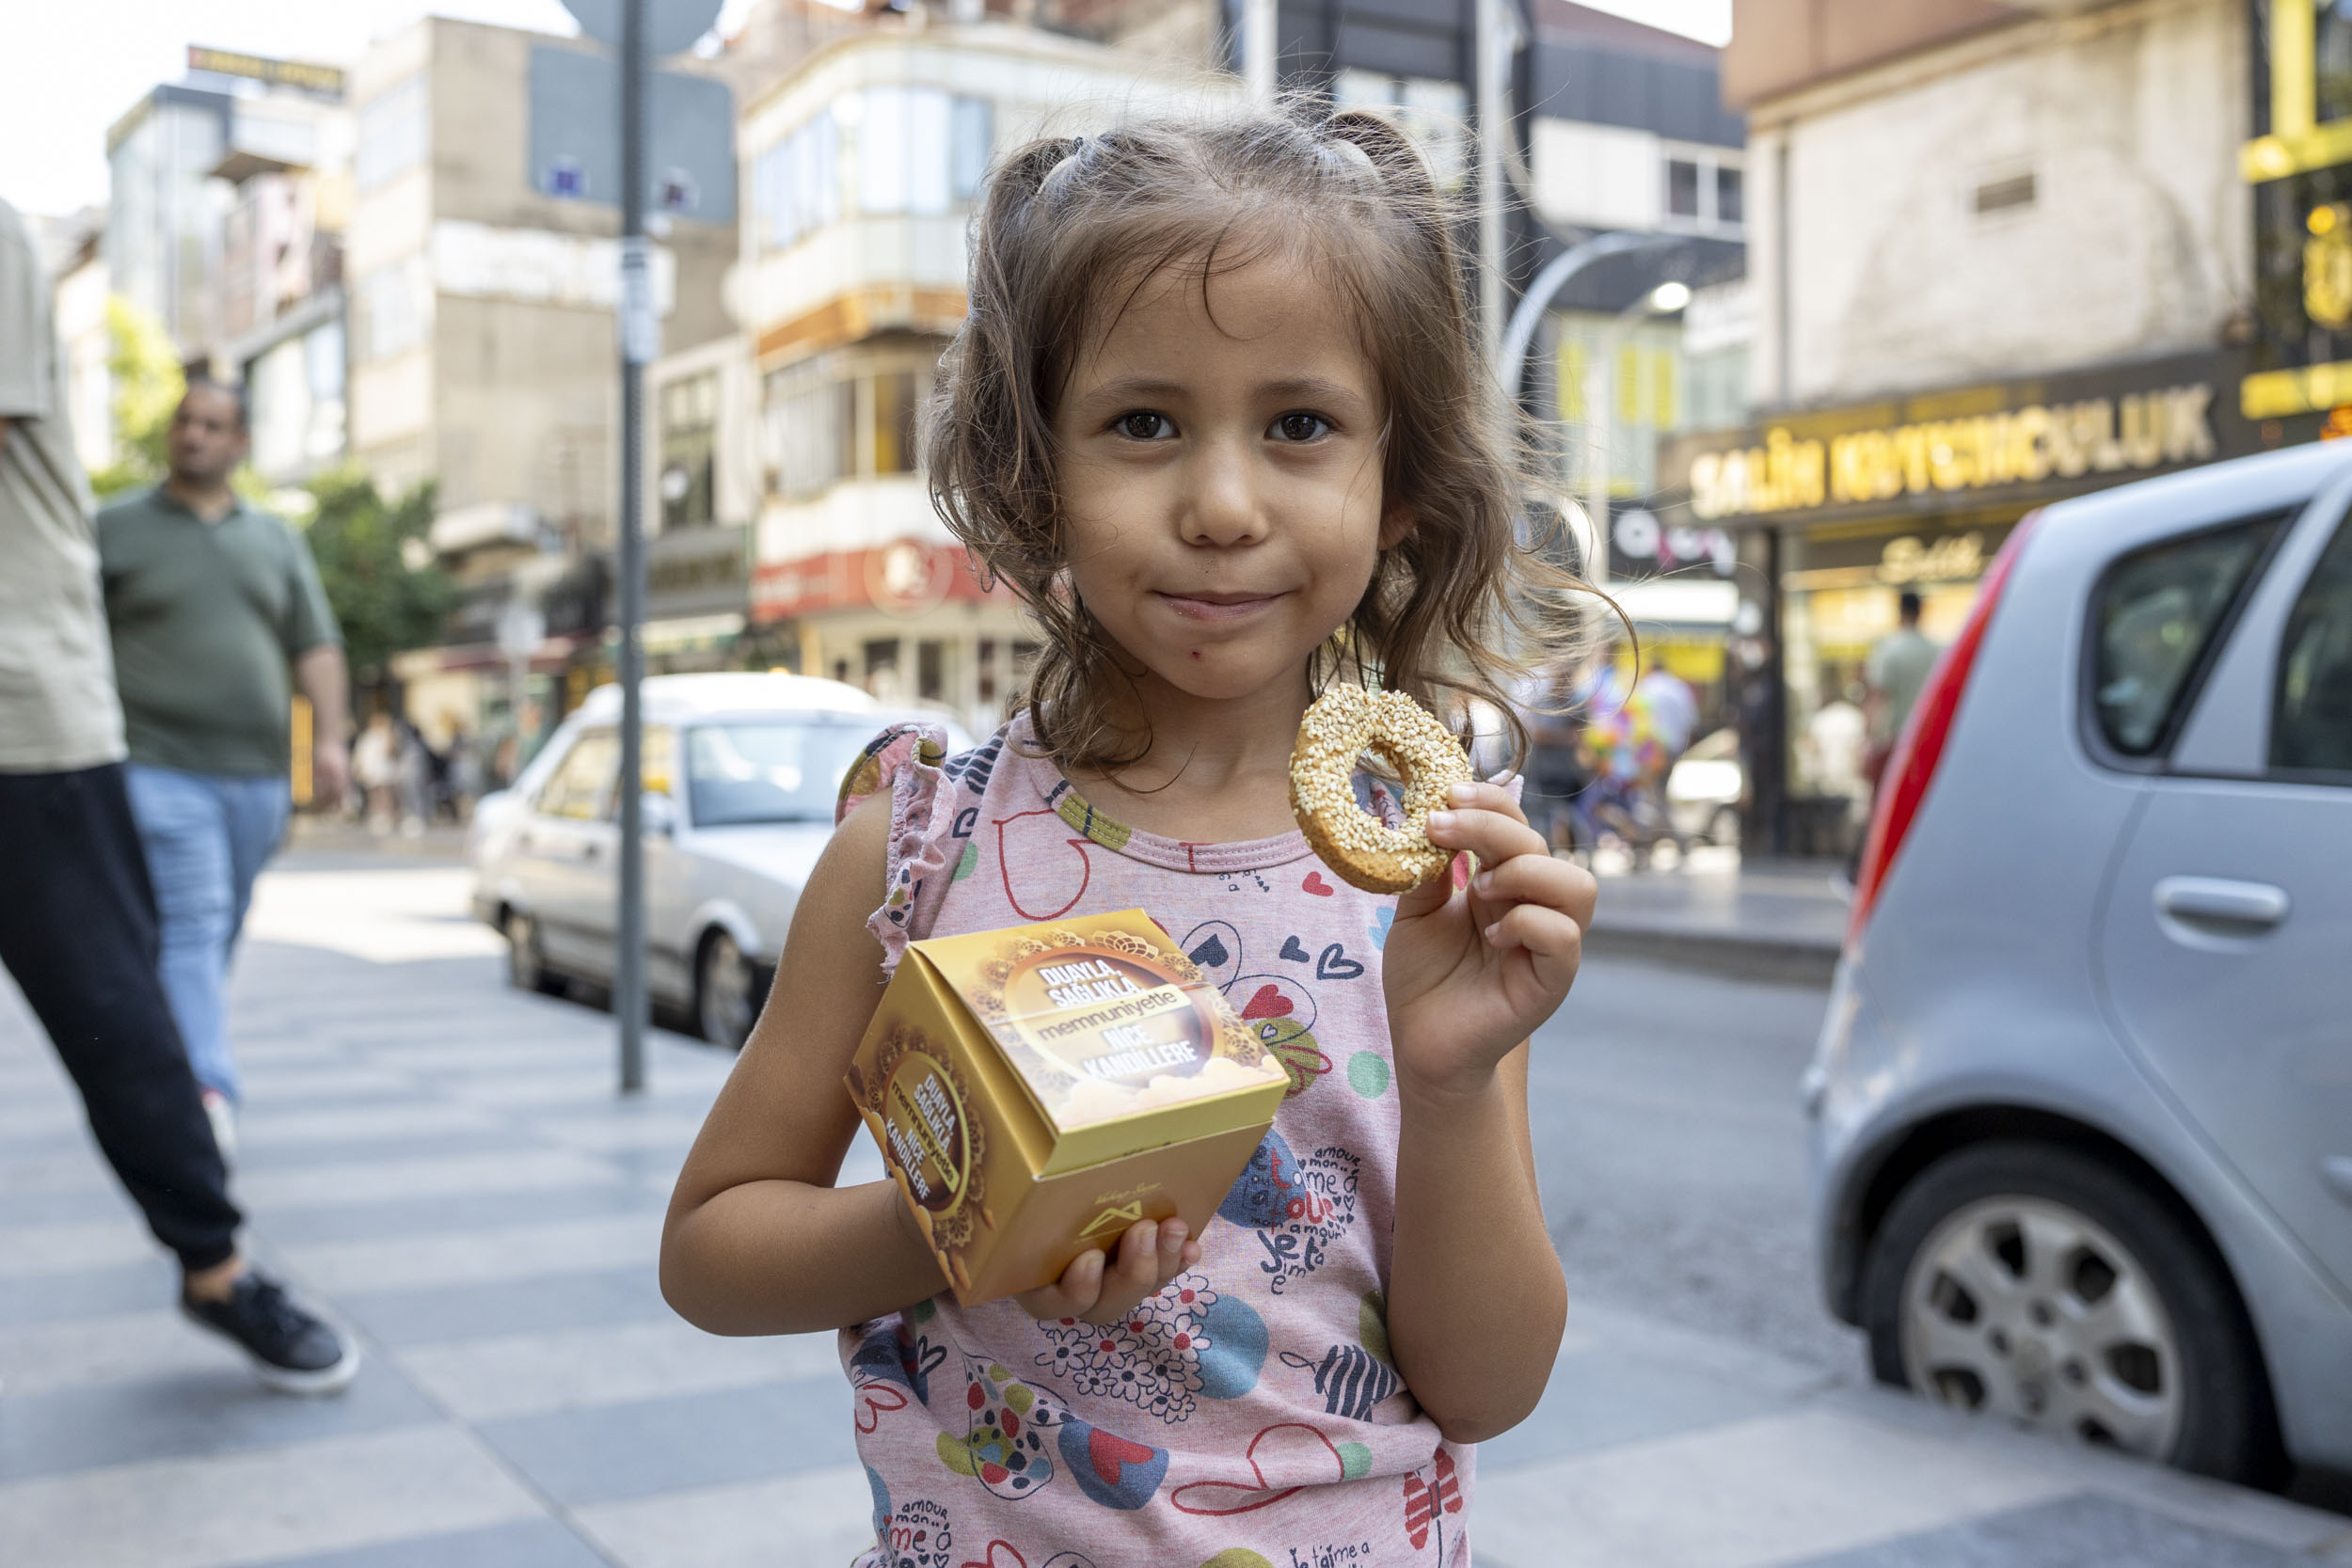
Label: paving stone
xmin=238 ymin=1518 xmax=613 ymax=1568
xmin=278 ymin=1211 xmax=663 ymax=1295
xmin=398 ymin=1318 xmax=844 ymax=1422
xmin=253 ymin=1180 xmax=667 ymax=1249
xmin=235 ymin=1149 xmax=622 ymax=1212
xmin=0 ymin=1259 xmax=179 ymax=1329
xmin=0 ymin=1420 xmax=543 ymax=1568
xmin=0 ymin=1353 xmax=441 ymax=1481
xmin=1785 ymin=1493 xmax=2317 ymax=1568
xmin=335 ymin=1267 xmax=675 ymax=1348
xmin=575 ymin=1465 xmax=880 ymax=1568
xmin=472 ymin=1376 xmax=861 ymax=1506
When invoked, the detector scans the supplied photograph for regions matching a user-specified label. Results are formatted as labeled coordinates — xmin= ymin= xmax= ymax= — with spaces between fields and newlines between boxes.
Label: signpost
xmin=560 ymin=0 xmax=722 ymax=1097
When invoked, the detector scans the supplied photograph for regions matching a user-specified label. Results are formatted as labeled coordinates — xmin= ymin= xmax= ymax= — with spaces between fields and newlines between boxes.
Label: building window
xmin=660 ymin=371 xmax=720 ymax=531
xmin=1972 ymin=172 xmax=2037 ymax=217
xmin=358 ymin=258 xmax=429 ymax=362
xmin=754 ymin=88 xmax=992 ymax=254
xmin=762 ymin=356 xmax=931 ymax=499
xmin=1715 ymin=166 xmax=1744 ymax=226
xmin=1332 ymin=70 xmax=1470 ymax=192
xmin=357 ymin=76 xmax=427 ymax=194
xmin=1659 ymin=144 xmax=1743 ymax=238
xmin=1667 ymin=158 xmax=1701 ymax=218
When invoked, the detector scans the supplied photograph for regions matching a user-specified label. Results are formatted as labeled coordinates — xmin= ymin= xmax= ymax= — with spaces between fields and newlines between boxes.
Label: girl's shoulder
xmin=835 ymin=718 xmax=1025 ymax=973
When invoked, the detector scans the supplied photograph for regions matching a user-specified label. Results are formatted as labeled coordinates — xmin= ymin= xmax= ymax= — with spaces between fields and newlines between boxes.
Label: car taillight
xmin=1847 ymin=510 xmax=2042 ymax=948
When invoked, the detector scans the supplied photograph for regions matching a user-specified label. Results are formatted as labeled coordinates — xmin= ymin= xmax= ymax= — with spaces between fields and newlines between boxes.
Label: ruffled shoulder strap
xmin=835 ymin=722 xmax=960 ymax=976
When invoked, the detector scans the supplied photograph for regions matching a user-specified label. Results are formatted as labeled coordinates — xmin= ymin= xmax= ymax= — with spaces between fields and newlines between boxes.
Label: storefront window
xmin=873 ymin=370 xmax=918 ymax=476
xmin=2321 ymin=1 xmax=2352 ymax=126
xmin=1668 ymin=158 xmax=1701 ymax=218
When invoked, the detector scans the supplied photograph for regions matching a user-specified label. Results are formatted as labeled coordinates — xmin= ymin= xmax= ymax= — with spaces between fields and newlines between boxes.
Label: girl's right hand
xmin=1013 ymin=1219 xmax=1199 ymax=1325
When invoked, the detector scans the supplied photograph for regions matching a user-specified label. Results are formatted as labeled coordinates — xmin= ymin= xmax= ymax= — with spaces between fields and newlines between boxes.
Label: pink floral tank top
xmin=834 ymin=715 xmax=1474 ymax=1568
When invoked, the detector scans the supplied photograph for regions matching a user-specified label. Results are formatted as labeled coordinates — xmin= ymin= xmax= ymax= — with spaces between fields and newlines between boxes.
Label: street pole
xmin=615 ymin=0 xmax=652 ymax=1096
xmin=1473 ymin=0 xmax=1522 ymax=360
xmin=1242 ymin=0 xmax=1277 ymax=103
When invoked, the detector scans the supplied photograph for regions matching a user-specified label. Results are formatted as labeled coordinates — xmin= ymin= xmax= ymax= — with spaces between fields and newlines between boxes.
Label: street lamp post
xmin=614 ymin=0 xmax=652 ymax=1095
xmin=1581 ymin=280 xmax=1691 ymax=592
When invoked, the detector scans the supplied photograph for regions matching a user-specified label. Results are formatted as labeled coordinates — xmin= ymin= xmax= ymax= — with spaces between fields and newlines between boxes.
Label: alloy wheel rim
xmin=1899 ymin=1194 xmax=2184 ymax=1459
xmin=703 ymin=935 xmax=754 ymax=1046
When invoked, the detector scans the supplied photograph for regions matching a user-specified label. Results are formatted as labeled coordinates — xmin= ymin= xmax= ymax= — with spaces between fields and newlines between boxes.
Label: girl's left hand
xmin=1381 ymin=780 xmax=1598 ymax=1097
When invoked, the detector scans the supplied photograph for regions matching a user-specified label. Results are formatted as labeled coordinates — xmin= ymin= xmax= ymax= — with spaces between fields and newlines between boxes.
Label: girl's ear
xmin=1377 ymin=500 xmax=1417 ymax=551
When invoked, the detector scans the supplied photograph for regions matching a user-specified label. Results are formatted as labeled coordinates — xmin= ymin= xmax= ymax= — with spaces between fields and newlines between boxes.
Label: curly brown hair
xmin=924 ymin=100 xmax=1592 ymax=774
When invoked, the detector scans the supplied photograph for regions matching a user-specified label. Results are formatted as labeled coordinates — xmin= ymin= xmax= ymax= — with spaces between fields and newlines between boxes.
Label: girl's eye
xmin=1115 ymin=411 xmax=1173 ymax=441
xmin=1271 ymin=412 xmax=1330 ymax=443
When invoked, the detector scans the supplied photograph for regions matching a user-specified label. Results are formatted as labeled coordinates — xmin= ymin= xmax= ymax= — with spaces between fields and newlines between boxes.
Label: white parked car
xmin=469 ymin=673 xmax=974 ymax=1048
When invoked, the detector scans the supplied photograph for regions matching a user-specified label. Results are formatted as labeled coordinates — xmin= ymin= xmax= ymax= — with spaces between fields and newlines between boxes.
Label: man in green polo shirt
xmin=99 ymin=381 xmax=351 ymax=1147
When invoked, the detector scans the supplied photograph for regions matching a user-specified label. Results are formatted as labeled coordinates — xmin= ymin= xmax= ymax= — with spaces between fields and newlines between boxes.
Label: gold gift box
xmin=845 ymin=909 xmax=1288 ymax=1307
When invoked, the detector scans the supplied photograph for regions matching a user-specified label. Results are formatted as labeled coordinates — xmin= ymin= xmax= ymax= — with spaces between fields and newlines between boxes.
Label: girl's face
xmin=1053 ymin=250 xmax=1401 ymax=710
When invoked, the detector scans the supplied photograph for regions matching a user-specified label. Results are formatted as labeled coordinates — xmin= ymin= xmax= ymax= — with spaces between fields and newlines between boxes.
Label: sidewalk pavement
xmin=2 ymin=853 xmax=2346 ymax=1568
xmin=1587 ymin=851 xmax=1848 ymax=985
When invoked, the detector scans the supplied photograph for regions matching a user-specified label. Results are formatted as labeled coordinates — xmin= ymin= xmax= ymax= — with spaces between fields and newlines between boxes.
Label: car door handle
xmin=582 ymin=840 xmax=600 ymax=859
xmin=2153 ymin=877 xmax=2290 ymax=939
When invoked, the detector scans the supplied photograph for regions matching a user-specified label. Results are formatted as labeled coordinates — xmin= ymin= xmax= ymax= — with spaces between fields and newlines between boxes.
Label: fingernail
xmin=1448 ymin=782 xmax=1477 ymax=804
xmin=1484 ymin=920 xmax=1502 ymax=942
xmin=1427 ymin=810 xmax=1454 ymax=832
xmin=1163 ymin=1221 xmax=1188 ymax=1245
xmin=1472 ymin=870 xmax=1494 ymax=895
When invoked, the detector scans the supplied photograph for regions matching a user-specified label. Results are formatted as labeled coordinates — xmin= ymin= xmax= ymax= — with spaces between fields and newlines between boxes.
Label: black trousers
xmin=0 ymin=763 xmax=241 ymax=1273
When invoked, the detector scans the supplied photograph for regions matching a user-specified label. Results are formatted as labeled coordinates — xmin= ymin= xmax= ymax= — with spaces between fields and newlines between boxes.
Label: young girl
xmin=662 ymin=104 xmax=1597 ymax=1567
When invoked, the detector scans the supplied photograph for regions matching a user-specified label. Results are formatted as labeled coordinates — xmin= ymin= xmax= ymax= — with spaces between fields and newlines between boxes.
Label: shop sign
xmin=751 ymin=542 xmax=1000 ymax=623
xmin=1611 ymin=506 xmax=1737 ymax=579
xmin=1689 ymin=385 xmax=2217 ymax=520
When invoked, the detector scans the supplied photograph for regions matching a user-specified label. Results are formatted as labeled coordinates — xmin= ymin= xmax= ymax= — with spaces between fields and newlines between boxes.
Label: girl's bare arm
xmin=1377 ymin=783 xmax=1587 ymax=1442
xmin=660 ymin=793 xmax=947 ymax=1335
xmin=1385 ymin=1039 xmax=1564 ymax=1443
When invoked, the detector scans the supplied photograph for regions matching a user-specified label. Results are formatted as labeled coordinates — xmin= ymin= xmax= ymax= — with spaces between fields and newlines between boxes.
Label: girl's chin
xmin=1136 ymin=645 xmax=1317 ymax=704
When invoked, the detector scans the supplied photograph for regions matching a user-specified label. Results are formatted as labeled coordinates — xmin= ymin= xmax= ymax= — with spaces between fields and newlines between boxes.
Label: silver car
xmin=470 ymin=673 xmax=972 ymax=1049
xmin=1810 ymin=441 xmax=2352 ymax=1486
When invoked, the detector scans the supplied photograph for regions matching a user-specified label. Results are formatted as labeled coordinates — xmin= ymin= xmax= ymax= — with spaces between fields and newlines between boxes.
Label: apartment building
xmin=350 ymin=16 xmax=739 ymax=732
xmin=737 ymin=18 xmax=1219 ymax=730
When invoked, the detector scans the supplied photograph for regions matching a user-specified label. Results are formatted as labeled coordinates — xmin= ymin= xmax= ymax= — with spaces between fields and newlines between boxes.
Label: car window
xmin=598 ymin=726 xmax=677 ymax=821
xmin=534 ymin=729 xmax=620 ymax=820
xmin=2273 ymin=518 xmax=2352 ymax=778
xmin=2090 ymin=515 xmax=2283 ymax=757
xmin=685 ymin=721 xmax=873 ymax=827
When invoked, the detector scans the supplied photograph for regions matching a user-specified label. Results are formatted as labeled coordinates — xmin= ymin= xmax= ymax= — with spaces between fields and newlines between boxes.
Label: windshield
xmin=685 ymin=721 xmax=872 ymax=827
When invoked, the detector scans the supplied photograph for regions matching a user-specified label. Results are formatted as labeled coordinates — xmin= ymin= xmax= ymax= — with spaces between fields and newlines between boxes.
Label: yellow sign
xmin=186 ymin=46 xmax=346 ymax=99
xmin=1689 ymin=385 xmax=2217 ymax=520
xmin=2309 ymin=204 xmax=2352 ymax=329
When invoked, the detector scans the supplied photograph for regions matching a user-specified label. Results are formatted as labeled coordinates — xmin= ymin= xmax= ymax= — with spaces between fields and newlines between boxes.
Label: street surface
xmin=1 ymin=847 xmax=2346 ymax=1568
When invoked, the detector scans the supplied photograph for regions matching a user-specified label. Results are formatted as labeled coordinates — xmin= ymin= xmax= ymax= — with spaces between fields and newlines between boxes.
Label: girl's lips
xmin=1155 ymin=591 xmax=1288 ymax=623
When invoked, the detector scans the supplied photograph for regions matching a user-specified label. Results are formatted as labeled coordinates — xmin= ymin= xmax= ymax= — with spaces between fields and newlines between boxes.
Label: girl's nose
xmin=1180 ymin=443 xmax=1271 ymax=548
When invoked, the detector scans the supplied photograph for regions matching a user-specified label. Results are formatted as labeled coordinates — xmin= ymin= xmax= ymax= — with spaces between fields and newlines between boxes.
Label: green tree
xmin=87 ymin=295 xmax=183 ymax=499
xmin=299 ymin=467 xmax=453 ymax=689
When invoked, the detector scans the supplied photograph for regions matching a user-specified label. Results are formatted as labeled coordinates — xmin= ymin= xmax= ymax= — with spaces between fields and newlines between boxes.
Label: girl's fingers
xmin=1423 ymin=804 xmax=1549 ymax=880
xmin=1479 ymin=902 xmax=1588 ymax=985
xmin=1442 ymin=779 xmax=1529 ymax=827
xmin=1470 ymin=852 xmax=1597 ymax=927
xmin=1020 ymin=1220 xmax=1200 ymax=1323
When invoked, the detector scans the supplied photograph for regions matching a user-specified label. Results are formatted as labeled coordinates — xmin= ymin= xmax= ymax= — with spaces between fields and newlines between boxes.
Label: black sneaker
xmin=182 ymin=1270 xmax=360 ymax=1395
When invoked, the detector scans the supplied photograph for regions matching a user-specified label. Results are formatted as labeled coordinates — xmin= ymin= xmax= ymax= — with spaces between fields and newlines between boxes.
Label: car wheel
xmin=1861 ymin=1141 xmax=2279 ymax=1483
xmin=1709 ymin=804 xmax=1741 ymax=848
xmin=697 ymin=931 xmax=760 ymax=1051
xmin=505 ymin=911 xmax=563 ymax=996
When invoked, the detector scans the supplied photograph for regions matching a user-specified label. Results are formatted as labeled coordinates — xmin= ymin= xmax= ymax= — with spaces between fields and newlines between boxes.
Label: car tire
xmin=1860 ymin=1141 xmax=2280 ymax=1484
xmin=696 ymin=930 xmax=760 ymax=1052
xmin=505 ymin=911 xmax=564 ymax=996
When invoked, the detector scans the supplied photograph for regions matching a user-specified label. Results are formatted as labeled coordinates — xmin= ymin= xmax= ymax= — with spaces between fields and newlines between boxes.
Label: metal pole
xmin=1242 ymin=0 xmax=1277 ymax=103
xmin=1473 ymin=0 xmax=1520 ymax=361
xmin=1584 ymin=346 xmax=1612 ymax=593
xmin=1496 ymin=230 xmax=1677 ymax=405
xmin=615 ymin=0 xmax=651 ymax=1096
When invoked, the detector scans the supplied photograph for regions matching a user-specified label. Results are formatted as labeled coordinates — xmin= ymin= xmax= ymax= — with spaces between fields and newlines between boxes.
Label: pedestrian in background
xmin=0 ymin=195 xmax=355 ymax=1392
xmin=1863 ymin=589 xmax=1941 ymax=789
xmin=98 ymin=380 xmax=351 ymax=1153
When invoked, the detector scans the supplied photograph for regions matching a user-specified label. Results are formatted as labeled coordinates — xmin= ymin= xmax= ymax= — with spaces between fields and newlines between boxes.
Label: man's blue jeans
xmin=124 ymin=765 xmax=291 ymax=1105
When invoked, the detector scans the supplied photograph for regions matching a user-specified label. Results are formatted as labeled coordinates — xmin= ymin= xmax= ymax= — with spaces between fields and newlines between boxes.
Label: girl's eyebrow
xmin=1076 ymin=373 xmax=1367 ymax=408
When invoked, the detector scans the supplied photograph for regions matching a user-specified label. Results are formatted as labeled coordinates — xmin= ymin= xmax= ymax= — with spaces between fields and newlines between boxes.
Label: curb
xmin=1585 ymin=920 xmax=1842 ymax=987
